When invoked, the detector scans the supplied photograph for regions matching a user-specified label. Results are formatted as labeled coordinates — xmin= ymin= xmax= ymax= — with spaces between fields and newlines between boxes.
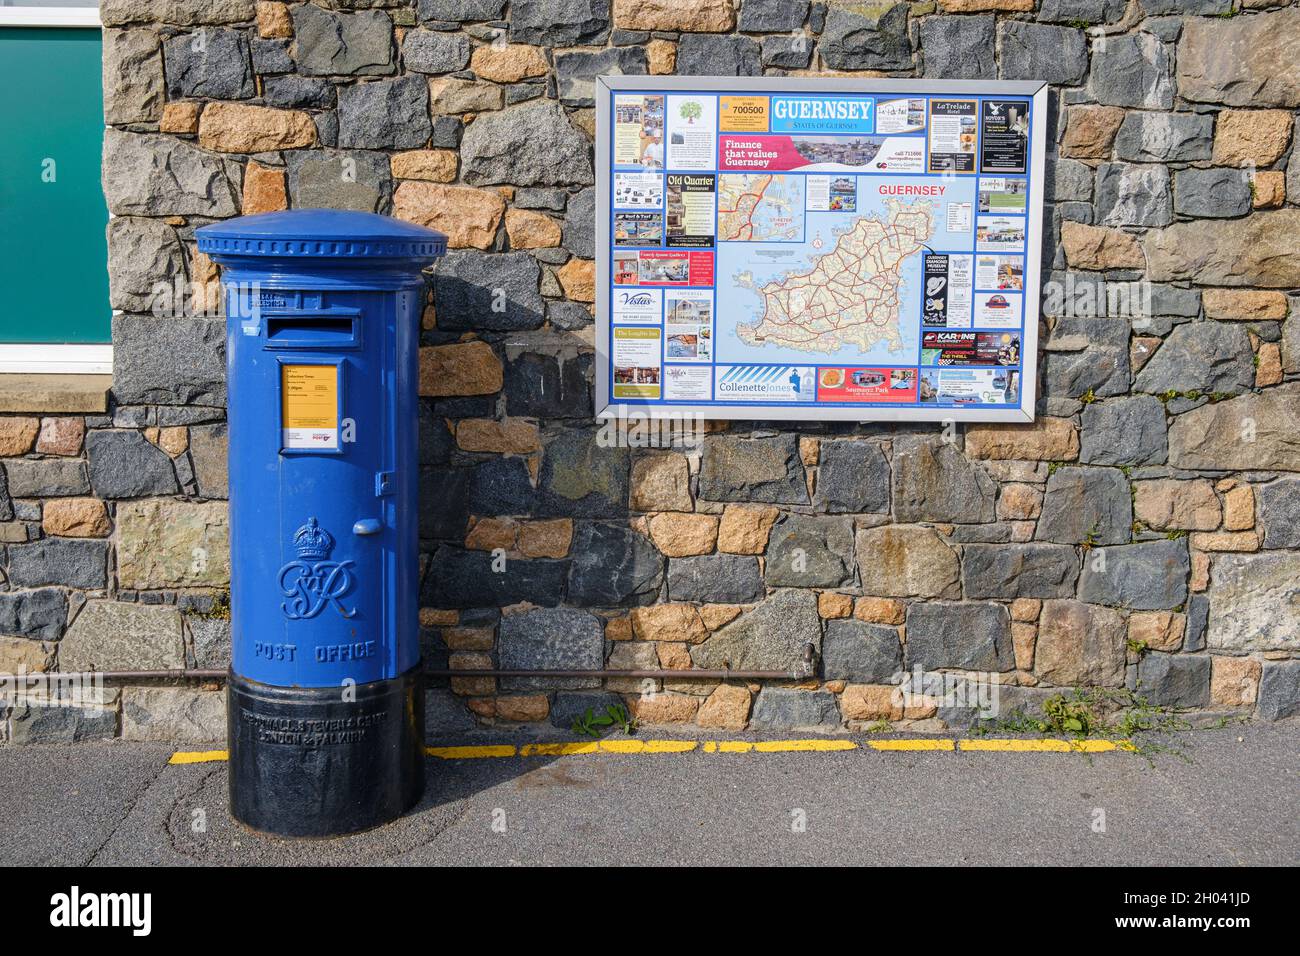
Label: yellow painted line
xmin=867 ymin=739 xmax=956 ymax=751
xmin=169 ymin=749 xmax=228 ymax=764
xmin=519 ymin=741 xmax=600 ymax=756
xmin=753 ymin=739 xmax=858 ymax=753
xmin=959 ymin=738 xmax=1132 ymax=753
xmin=427 ymin=744 xmax=517 ymax=759
xmin=175 ymin=736 xmax=1137 ymax=764
xmin=598 ymin=739 xmax=698 ymax=754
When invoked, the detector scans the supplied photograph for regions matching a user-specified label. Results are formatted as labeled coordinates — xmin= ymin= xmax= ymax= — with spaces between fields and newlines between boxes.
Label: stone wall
xmin=2 ymin=0 xmax=1299 ymax=742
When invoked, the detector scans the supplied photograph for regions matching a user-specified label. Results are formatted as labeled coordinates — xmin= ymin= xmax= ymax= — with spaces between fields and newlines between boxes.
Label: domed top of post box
xmin=195 ymin=209 xmax=446 ymax=265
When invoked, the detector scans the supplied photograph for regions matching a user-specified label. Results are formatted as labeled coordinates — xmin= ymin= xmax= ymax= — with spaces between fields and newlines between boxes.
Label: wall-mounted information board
xmin=595 ymin=77 xmax=1048 ymax=422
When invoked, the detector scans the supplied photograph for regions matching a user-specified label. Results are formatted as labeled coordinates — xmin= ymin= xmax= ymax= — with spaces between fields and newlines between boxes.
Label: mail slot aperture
xmin=264 ymin=314 xmax=359 ymax=348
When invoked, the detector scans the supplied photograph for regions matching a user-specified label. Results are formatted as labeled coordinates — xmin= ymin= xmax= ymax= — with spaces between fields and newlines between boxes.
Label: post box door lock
xmin=352 ymin=519 xmax=383 ymax=536
xmin=375 ymin=471 xmax=395 ymax=496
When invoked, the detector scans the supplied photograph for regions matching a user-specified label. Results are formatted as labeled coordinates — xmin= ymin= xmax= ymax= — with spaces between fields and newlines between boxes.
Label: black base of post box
xmin=227 ymin=665 xmax=425 ymax=838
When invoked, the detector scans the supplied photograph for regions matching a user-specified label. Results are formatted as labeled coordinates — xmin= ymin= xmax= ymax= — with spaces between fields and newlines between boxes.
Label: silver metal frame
xmin=595 ymin=75 xmax=1049 ymax=423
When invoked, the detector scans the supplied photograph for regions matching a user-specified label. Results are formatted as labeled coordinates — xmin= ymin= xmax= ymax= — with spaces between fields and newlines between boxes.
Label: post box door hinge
xmin=375 ymin=471 xmax=395 ymax=496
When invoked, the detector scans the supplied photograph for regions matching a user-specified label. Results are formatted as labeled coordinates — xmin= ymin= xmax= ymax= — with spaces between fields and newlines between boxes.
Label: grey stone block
xmin=921 ymin=15 xmax=995 ymax=79
xmin=187 ymin=615 xmax=231 ymax=670
xmin=517 ymin=188 xmax=569 ymax=212
xmin=1042 ymin=316 xmax=1131 ymax=399
xmin=562 ymin=186 xmax=596 ymax=259
xmin=819 ymin=3 xmax=911 ymax=72
xmin=1114 ymin=111 xmax=1212 ymax=163
xmin=668 ymin=554 xmax=763 ymax=604
xmin=699 ymin=433 xmax=808 ymax=504
xmin=103 ymin=29 xmax=165 ymax=124
xmin=188 ymin=423 xmax=228 ymax=500
xmin=814 ymin=440 xmax=890 ymax=513
xmin=1087 ymin=32 xmax=1174 ymax=108
xmin=822 ymin=619 xmax=901 ymax=683
xmin=692 ymin=589 xmax=821 ymax=672
xmin=1256 ymin=660 xmax=1300 ymax=720
xmin=432 ymin=250 xmax=545 ymax=331
xmin=499 ymin=606 xmax=604 ymax=690
xmin=567 ymin=523 xmax=664 ymax=607
xmin=1039 ymin=0 xmax=1128 ymax=22
xmin=1 ymin=459 xmax=90 ymax=498
xmin=905 ymin=601 xmax=1015 ymax=671
xmin=121 ymin=687 xmax=225 ymax=742
xmin=505 ymin=351 xmax=592 ymax=420
xmin=106 ymin=217 xmax=186 ymax=313
xmin=1134 ymin=322 xmax=1255 ymax=397
xmin=676 ymin=34 xmax=763 ymax=76
xmin=286 ymin=149 xmax=390 ymax=212
xmin=460 ymin=100 xmax=594 ymax=187
xmin=1053 ymin=158 xmax=1094 ymax=202
xmin=293 ymin=6 xmax=395 ymax=76
xmin=1078 ymin=538 xmax=1190 ymax=610
xmin=739 ymin=0 xmax=810 ymax=32
xmin=402 ymin=29 xmax=470 ymax=73
xmin=1036 ymin=466 xmax=1133 ymax=546
xmin=7 ymin=539 xmax=109 ymax=590
xmin=1258 ymin=478 xmax=1300 ymax=549
xmin=1174 ymin=167 xmax=1252 ymax=219
xmin=1079 ymin=395 xmax=1168 ymax=466
xmin=961 ymin=543 xmax=1080 ymax=600
xmin=892 ymin=434 xmax=996 ymax=523
xmin=764 ymin=514 xmax=854 ymax=588
xmin=86 ymin=431 xmax=179 ymax=499
xmin=112 ymin=316 xmax=226 ymax=407
xmin=60 ymin=600 xmax=184 ymax=670
xmin=1096 ymin=162 xmax=1172 ymax=228
xmin=535 ymin=429 xmax=628 ymax=518
xmin=419 ymin=0 xmax=506 ymax=21
xmin=163 ymin=28 xmax=253 ymax=99
xmin=1207 ymin=551 xmax=1300 ymax=653
xmin=10 ymin=698 xmax=118 ymax=744
xmin=263 ymin=75 xmax=336 ymax=109
xmin=1140 ymin=0 xmax=1231 ymax=14
xmin=507 ymin=0 xmax=610 ymax=46
xmin=554 ymin=47 xmax=646 ymax=107
xmin=0 ymin=589 xmax=69 ymax=641
xmin=102 ymin=131 xmax=241 ymax=218
xmin=760 ymin=34 xmax=814 ymax=70
xmin=468 ymin=456 xmax=535 ymax=516
xmin=251 ymin=37 xmax=293 ymax=75
xmin=1137 ymin=653 xmax=1210 ymax=708
xmin=420 ymin=546 xmax=569 ymax=608
xmin=750 ymin=688 xmax=840 ymax=729
xmin=999 ymin=21 xmax=1088 ymax=84
xmin=1184 ymin=593 xmax=1208 ymax=652
xmin=548 ymin=301 xmax=592 ymax=331
xmin=338 ymin=76 xmax=432 ymax=149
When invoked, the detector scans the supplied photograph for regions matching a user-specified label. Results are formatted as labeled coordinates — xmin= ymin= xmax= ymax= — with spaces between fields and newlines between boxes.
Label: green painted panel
xmin=0 ymin=27 xmax=110 ymax=344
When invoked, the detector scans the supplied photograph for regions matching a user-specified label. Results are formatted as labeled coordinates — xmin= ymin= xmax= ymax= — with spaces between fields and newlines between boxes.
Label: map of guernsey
xmin=733 ymin=198 xmax=935 ymax=355
xmin=718 ymin=174 xmax=804 ymax=242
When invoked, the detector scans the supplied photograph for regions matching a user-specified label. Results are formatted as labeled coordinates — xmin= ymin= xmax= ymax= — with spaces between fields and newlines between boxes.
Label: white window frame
xmin=0 ymin=4 xmax=111 ymax=373
xmin=0 ymin=7 xmax=102 ymax=28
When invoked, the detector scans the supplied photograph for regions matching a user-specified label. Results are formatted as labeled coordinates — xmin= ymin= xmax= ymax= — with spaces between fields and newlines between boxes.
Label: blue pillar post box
xmin=196 ymin=210 xmax=446 ymax=837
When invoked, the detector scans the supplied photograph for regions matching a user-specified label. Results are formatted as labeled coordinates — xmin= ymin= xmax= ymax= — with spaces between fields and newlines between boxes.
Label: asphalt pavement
xmin=2 ymin=721 xmax=1296 ymax=866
